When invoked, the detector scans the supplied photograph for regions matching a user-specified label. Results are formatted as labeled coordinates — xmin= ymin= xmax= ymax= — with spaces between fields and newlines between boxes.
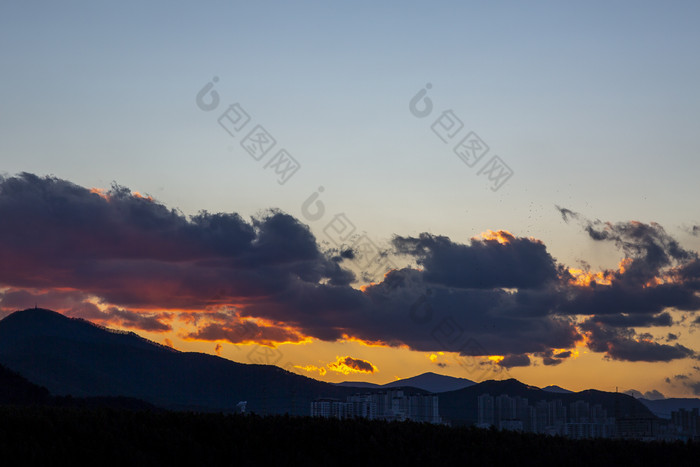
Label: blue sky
xmin=3 ymin=2 xmax=699 ymax=250
xmin=2 ymin=1 xmax=700 ymax=395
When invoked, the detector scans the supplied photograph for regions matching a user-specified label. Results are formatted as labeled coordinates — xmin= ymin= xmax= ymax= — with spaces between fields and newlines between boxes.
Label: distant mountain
xmin=385 ymin=372 xmax=475 ymax=393
xmin=336 ymin=372 xmax=475 ymax=393
xmin=542 ymin=385 xmax=573 ymax=394
xmin=0 ymin=308 xmax=658 ymax=424
xmin=637 ymin=398 xmax=700 ymax=419
xmin=0 ymin=308 xmax=359 ymax=415
xmin=438 ymin=378 xmax=655 ymax=425
xmin=335 ymin=381 xmax=382 ymax=389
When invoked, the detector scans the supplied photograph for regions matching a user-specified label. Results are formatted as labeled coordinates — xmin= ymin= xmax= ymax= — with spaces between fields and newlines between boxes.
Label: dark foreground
xmin=0 ymin=407 xmax=698 ymax=466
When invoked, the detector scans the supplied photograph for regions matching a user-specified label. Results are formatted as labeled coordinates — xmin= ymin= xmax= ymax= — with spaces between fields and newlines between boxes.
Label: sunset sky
xmin=2 ymin=1 xmax=700 ymax=397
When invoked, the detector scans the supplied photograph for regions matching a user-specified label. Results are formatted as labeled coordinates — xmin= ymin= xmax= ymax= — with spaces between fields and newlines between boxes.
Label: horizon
xmin=2 ymin=2 xmax=700 ymax=401
xmin=0 ymin=306 xmax=692 ymax=401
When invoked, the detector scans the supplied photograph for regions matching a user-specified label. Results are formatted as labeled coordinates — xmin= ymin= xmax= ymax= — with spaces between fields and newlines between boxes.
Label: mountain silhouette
xmin=637 ymin=398 xmax=700 ymax=418
xmin=542 ymin=385 xmax=574 ymax=394
xmin=336 ymin=372 xmax=475 ymax=393
xmin=0 ymin=309 xmax=661 ymax=424
xmin=439 ymin=378 xmax=656 ymax=425
xmin=0 ymin=308 xmax=357 ymax=415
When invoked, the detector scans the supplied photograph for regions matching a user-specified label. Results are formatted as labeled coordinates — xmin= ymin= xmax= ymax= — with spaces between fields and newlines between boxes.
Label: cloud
xmin=541 ymin=349 xmax=572 ymax=366
xmin=688 ymin=381 xmax=700 ymax=396
xmin=185 ymin=318 xmax=305 ymax=346
xmin=392 ymin=231 xmax=560 ymax=289
xmin=295 ymin=364 xmax=327 ymax=376
xmin=624 ymin=389 xmax=643 ymax=398
xmin=0 ymin=173 xmax=353 ymax=309
xmin=580 ymin=320 xmax=696 ymax=362
xmin=498 ymin=354 xmax=531 ymax=368
xmin=625 ymin=389 xmax=665 ymax=400
xmin=1 ymin=174 xmax=699 ymax=366
xmin=643 ymin=389 xmax=665 ymax=400
xmin=557 ymin=207 xmax=696 ymax=286
xmin=327 ymin=356 xmax=378 ymax=375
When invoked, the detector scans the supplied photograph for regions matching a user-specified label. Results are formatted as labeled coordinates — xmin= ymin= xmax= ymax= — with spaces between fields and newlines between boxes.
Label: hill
xmin=0 ymin=308 xmax=356 ymax=415
xmin=336 ymin=372 xmax=475 ymax=393
xmin=439 ymin=378 xmax=655 ymax=425
xmin=0 ymin=308 xmax=658 ymax=424
xmin=542 ymin=385 xmax=574 ymax=394
xmin=638 ymin=398 xmax=700 ymax=419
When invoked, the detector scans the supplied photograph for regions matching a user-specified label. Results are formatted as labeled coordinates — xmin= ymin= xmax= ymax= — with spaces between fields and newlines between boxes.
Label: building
xmin=670 ymin=408 xmax=700 ymax=440
xmin=478 ymin=393 xmax=615 ymax=439
xmin=311 ymin=390 xmax=441 ymax=424
xmin=310 ymin=398 xmax=352 ymax=419
xmin=477 ymin=394 xmax=494 ymax=427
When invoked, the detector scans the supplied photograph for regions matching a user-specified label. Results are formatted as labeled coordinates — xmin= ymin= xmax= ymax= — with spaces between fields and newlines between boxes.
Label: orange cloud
xmin=294 ymin=364 xmax=327 ymax=376
xmin=327 ymin=356 xmax=378 ymax=375
xmin=478 ymin=230 xmax=515 ymax=244
xmin=339 ymin=334 xmax=407 ymax=349
xmin=567 ymin=258 xmax=635 ymax=287
xmin=89 ymin=188 xmax=109 ymax=200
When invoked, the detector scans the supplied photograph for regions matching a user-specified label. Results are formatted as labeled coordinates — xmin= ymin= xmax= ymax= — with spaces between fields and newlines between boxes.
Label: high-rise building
xmin=477 ymin=394 xmax=494 ymax=427
xmin=312 ymin=391 xmax=441 ymax=424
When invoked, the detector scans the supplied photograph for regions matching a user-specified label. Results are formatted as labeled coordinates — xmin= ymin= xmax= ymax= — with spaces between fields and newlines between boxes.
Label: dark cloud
xmin=185 ymin=318 xmax=304 ymax=346
xmin=392 ymin=232 xmax=560 ymax=289
xmin=540 ymin=349 xmax=572 ymax=366
xmin=588 ymin=312 xmax=673 ymax=328
xmin=676 ymin=259 xmax=700 ymax=291
xmin=66 ymin=303 xmax=172 ymax=332
xmin=560 ymin=283 xmax=700 ymax=317
xmin=556 ymin=206 xmax=578 ymax=223
xmin=557 ymin=207 xmax=696 ymax=286
xmin=580 ymin=320 xmax=696 ymax=362
xmin=688 ymin=381 xmax=700 ymax=396
xmin=624 ymin=389 xmax=643 ymax=398
xmin=352 ymin=268 xmax=582 ymax=356
xmin=498 ymin=354 xmax=531 ymax=368
xmin=1 ymin=175 xmax=699 ymax=366
xmin=0 ymin=173 xmax=353 ymax=308
xmin=623 ymin=389 xmax=664 ymax=400
xmin=666 ymin=333 xmax=679 ymax=342
xmin=643 ymin=389 xmax=665 ymax=400
xmin=542 ymin=357 xmax=563 ymax=366
xmin=328 ymin=356 xmax=377 ymax=374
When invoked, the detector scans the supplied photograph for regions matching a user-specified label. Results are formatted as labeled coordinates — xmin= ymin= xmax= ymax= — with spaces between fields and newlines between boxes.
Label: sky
xmin=1 ymin=1 xmax=700 ymax=398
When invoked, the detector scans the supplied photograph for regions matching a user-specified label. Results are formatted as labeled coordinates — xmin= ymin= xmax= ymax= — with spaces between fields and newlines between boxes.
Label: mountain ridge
xmin=335 ymin=371 xmax=475 ymax=393
xmin=0 ymin=308 xmax=660 ymax=423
